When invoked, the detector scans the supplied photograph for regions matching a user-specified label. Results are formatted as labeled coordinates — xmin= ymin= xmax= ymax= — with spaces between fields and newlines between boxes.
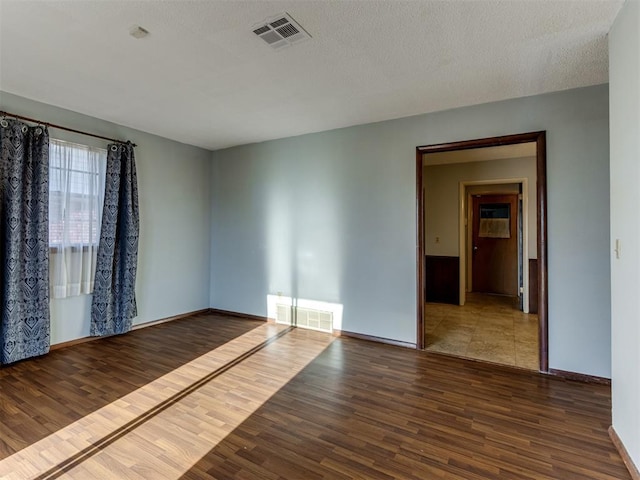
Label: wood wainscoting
xmin=425 ymin=255 xmax=459 ymax=305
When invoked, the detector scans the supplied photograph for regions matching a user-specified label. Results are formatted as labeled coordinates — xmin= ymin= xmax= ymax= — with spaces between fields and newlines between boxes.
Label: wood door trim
xmin=457 ymin=179 xmax=529 ymax=309
xmin=417 ymin=132 xmax=543 ymax=153
xmin=416 ymin=131 xmax=548 ymax=372
xmin=416 ymin=148 xmax=425 ymax=349
xmin=536 ymin=132 xmax=549 ymax=372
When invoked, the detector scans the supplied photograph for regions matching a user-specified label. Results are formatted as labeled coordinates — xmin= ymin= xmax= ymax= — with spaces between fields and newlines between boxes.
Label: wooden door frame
xmin=463 ymin=183 xmax=528 ymax=310
xmin=468 ymin=191 xmax=529 ymax=300
xmin=416 ymin=131 xmax=548 ymax=372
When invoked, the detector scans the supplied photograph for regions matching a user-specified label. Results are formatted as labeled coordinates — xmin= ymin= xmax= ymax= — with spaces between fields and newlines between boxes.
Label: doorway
xmin=461 ymin=180 xmax=530 ymax=312
xmin=416 ymin=132 xmax=547 ymax=372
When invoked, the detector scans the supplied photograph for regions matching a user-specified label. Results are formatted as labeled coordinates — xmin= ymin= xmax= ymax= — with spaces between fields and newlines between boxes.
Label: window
xmin=478 ymin=203 xmax=511 ymax=239
xmin=49 ymin=139 xmax=107 ymax=299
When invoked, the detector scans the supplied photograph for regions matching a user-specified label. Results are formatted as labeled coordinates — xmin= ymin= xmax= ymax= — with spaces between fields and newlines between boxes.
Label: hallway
xmin=425 ymin=293 xmax=539 ymax=370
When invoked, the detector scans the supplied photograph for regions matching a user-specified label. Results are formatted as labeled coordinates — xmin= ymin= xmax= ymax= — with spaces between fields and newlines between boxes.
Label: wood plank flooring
xmin=0 ymin=312 xmax=630 ymax=479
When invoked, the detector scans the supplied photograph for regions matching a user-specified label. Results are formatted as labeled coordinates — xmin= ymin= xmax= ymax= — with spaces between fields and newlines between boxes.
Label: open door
xmin=471 ymin=194 xmax=518 ymax=296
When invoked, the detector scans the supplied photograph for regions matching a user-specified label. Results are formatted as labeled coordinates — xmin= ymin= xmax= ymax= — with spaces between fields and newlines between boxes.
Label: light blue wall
xmin=210 ymin=85 xmax=612 ymax=377
xmin=610 ymin=0 xmax=640 ymax=470
xmin=0 ymin=91 xmax=212 ymax=344
xmin=0 ymin=86 xmax=613 ymax=378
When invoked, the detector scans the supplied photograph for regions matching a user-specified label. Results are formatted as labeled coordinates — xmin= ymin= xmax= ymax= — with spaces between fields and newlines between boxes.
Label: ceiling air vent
xmin=253 ymin=13 xmax=311 ymax=50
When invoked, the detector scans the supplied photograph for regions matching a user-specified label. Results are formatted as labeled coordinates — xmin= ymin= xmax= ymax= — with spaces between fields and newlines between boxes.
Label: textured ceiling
xmin=0 ymin=0 xmax=624 ymax=151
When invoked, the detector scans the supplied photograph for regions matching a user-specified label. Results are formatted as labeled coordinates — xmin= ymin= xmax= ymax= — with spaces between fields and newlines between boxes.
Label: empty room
xmin=1 ymin=1 xmax=639 ymax=479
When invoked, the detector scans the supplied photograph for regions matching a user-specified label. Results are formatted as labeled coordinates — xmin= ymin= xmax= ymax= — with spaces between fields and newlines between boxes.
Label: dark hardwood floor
xmin=0 ymin=312 xmax=630 ymax=479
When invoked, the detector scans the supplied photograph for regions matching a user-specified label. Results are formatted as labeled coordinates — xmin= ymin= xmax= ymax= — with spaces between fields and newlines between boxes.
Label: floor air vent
xmin=253 ymin=13 xmax=311 ymax=50
xmin=276 ymin=304 xmax=333 ymax=333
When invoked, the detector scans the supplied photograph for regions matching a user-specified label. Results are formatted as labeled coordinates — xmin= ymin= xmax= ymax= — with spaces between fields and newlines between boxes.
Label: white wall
xmin=424 ymin=156 xmax=536 ymax=257
xmin=210 ymin=85 xmax=612 ymax=377
xmin=0 ymin=92 xmax=212 ymax=345
xmin=610 ymin=0 xmax=640 ymax=470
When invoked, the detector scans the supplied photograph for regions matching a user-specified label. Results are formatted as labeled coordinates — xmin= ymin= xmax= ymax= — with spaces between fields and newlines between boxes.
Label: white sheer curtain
xmin=49 ymin=139 xmax=107 ymax=299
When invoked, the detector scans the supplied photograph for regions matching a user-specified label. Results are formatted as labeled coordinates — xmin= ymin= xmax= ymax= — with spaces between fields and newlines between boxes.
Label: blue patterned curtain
xmin=90 ymin=143 xmax=139 ymax=336
xmin=0 ymin=119 xmax=50 ymax=364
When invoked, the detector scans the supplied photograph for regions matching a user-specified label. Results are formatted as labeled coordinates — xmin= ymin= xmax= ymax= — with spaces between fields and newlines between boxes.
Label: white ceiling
xmin=0 ymin=0 xmax=624 ymax=151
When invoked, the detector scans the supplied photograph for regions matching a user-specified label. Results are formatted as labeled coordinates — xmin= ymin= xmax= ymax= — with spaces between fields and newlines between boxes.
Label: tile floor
xmin=425 ymin=293 xmax=539 ymax=370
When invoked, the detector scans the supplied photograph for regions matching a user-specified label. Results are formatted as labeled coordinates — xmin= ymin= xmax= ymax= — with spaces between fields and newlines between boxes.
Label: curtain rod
xmin=0 ymin=110 xmax=137 ymax=147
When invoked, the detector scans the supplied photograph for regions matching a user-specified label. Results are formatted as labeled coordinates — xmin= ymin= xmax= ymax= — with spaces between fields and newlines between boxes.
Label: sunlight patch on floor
xmin=0 ymin=324 xmax=335 ymax=479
